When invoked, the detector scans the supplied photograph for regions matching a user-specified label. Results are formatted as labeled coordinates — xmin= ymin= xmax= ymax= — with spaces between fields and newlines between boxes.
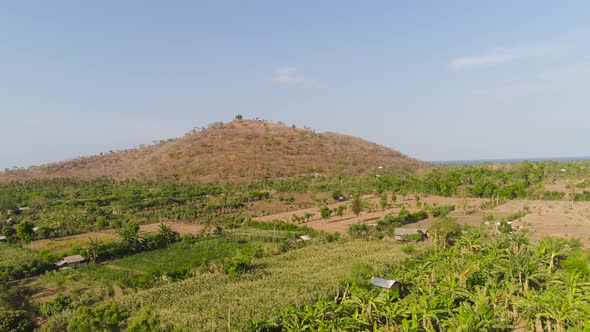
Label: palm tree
xmin=118 ymin=222 xmax=144 ymax=252
xmin=85 ymin=238 xmax=104 ymax=263
xmin=157 ymin=223 xmax=179 ymax=246
xmin=536 ymin=237 xmax=568 ymax=273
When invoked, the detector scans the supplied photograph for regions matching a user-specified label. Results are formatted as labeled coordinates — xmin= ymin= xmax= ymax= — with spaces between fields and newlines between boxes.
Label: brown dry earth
xmin=255 ymin=195 xmax=487 ymax=234
xmin=255 ymin=195 xmax=590 ymax=245
xmin=494 ymin=200 xmax=590 ymax=243
xmin=27 ymin=222 xmax=204 ymax=253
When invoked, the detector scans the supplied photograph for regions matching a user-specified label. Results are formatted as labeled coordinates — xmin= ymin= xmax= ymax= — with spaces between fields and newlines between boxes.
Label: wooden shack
xmin=55 ymin=255 xmax=87 ymax=269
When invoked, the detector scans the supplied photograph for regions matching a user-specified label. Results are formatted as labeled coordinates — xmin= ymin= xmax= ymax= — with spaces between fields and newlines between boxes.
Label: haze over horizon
xmin=2 ymin=1 xmax=590 ymax=170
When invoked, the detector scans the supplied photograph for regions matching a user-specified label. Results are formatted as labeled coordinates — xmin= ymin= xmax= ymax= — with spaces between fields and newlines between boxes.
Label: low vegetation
xmin=0 ymin=243 xmax=53 ymax=280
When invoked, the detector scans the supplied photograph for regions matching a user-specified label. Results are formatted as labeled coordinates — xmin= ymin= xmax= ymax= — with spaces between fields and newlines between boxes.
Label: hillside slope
xmin=0 ymin=120 xmax=424 ymax=183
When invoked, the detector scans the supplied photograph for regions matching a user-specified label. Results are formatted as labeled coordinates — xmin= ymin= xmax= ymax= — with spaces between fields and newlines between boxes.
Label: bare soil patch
xmin=28 ymin=221 xmax=203 ymax=254
xmin=255 ymin=194 xmax=590 ymax=245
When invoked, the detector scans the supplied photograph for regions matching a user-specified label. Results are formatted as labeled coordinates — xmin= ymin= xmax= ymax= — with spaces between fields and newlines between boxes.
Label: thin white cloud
xmin=466 ymin=61 xmax=590 ymax=101
xmin=272 ymin=66 xmax=305 ymax=85
xmin=449 ymin=44 xmax=554 ymax=70
xmin=449 ymin=48 xmax=519 ymax=69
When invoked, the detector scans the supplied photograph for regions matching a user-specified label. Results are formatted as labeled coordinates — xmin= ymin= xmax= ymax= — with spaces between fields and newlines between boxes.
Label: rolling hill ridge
xmin=0 ymin=120 xmax=424 ymax=183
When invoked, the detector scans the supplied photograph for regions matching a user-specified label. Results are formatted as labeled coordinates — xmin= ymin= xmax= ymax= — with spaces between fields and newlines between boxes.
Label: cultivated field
xmin=124 ymin=239 xmax=409 ymax=330
xmin=256 ymin=194 xmax=590 ymax=245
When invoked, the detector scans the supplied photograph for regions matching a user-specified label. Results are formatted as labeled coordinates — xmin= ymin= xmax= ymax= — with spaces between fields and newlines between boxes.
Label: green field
xmin=3 ymin=159 xmax=590 ymax=331
xmin=0 ymin=243 xmax=52 ymax=280
xmin=108 ymin=236 xmax=256 ymax=274
xmin=125 ymin=240 xmax=408 ymax=330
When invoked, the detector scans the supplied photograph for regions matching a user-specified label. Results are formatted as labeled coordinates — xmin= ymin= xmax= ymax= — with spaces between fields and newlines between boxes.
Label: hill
xmin=0 ymin=119 xmax=424 ymax=183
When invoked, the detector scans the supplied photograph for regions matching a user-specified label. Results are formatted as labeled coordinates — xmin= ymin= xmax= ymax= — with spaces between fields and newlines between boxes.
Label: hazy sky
xmin=2 ymin=1 xmax=590 ymax=169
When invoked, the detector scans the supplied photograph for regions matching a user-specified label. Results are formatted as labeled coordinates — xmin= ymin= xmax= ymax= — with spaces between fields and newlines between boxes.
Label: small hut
xmin=371 ymin=276 xmax=401 ymax=292
xmin=55 ymin=255 xmax=87 ymax=269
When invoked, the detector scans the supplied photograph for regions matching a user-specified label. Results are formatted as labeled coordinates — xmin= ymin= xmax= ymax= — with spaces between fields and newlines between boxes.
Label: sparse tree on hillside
xmin=85 ymin=238 xmax=104 ymax=263
xmin=351 ymin=193 xmax=362 ymax=218
xmin=320 ymin=206 xmax=331 ymax=220
xmin=336 ymin=205 xmax=346 ymax=217
xmin=429 ymin=217 xmax=461 ymax=249
xmin=16 ymin=221 xmax=35 ymax=244
xmin=458 ymin=185 xmax=469 ymax=215
xmin=566 ymin=180 xmax=576 ymax=207
xmin=380 ymin=193 xmax=388 ymax=211
xmin=235 ymin=114 xmax=243 ymax=120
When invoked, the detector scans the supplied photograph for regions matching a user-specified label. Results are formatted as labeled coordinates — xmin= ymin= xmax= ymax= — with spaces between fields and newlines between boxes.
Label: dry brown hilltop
xmin=0 ymin=120 xmax=425 ymax=183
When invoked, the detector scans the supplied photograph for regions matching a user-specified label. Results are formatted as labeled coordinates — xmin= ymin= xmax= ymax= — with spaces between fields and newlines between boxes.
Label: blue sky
xmin=2 ymin=1 xmax=590 ymax=169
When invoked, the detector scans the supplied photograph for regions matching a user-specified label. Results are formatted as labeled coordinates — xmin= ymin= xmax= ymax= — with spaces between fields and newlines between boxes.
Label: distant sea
xmin=433 ymin=156 xmax=590 ymax=165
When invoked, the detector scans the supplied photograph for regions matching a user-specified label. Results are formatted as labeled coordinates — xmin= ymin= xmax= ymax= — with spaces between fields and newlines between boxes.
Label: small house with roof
xmin=371 ymin=276 xmax=401 ymax=293
xmin=55 ymin=255 xmax=87 ymax=269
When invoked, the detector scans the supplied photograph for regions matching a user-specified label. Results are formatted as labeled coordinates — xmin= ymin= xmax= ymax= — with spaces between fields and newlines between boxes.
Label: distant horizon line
xmin=431 ymin=155 xmax=590 ymax=165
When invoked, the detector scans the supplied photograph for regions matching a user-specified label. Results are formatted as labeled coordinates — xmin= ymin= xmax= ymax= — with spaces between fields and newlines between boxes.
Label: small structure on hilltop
xmin=394 ymin=228 xmax=428 ymax=241
xmin=371 ymin=276 xmax=401 ymax=292
xmin=55 ymin=255 xmax=87 ymax=269
xmin=0 ymin=235 xmax=6 ymax=242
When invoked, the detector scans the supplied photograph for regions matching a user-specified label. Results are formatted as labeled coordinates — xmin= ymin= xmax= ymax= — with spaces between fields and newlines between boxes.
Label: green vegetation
xmin=351 ymin=192 xmax=362 ymax=217
xmin=503 ymin=208 xmax=528 ymax=222
xmin=251 ymin=230 xmax=590 ymax=331
xmin=538 ymin=191 xmax=566 ymax=200
xmin=109 ymin=237 xmax=256 ymax=275
xmin=427 ymin=204 xmax=455 ymax=217
xmin=0 ymin=160 xmax=587 ymax=243
xmin=122 ymin=240 xmax=407 ymax=330
xmin=0 ymin=243 xmax=53 ymax=280
xmin=2 ymin=159 xmax=590 ymax=331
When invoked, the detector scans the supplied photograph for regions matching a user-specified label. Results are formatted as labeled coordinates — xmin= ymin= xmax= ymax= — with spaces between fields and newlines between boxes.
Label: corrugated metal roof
xmin=56 ymin=255 xmax=86 ymax=266
xmin=371 ymin=276 xmax=398 ymax=289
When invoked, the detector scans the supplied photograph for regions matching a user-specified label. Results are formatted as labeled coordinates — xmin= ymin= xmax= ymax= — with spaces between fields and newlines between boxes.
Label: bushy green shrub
xmin=348 ymin=224 xmax=371 ymax=238
xmin=67 ymin=302 xmax=128 ymax=332
xmin=40 ymin=295 xmax=72 ymax=317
